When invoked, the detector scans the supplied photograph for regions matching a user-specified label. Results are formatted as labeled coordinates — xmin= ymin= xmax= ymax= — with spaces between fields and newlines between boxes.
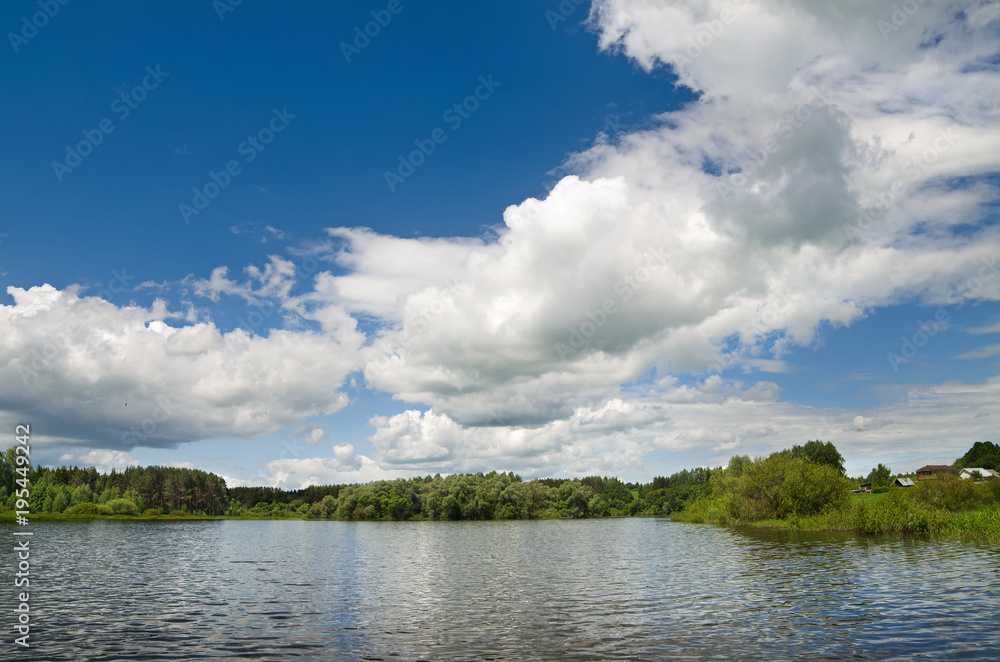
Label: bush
xmin=873 ymin=486 xmax=889 ymax=494
xmin=709 ymin=453 xmax=850 ymax=522
xmin=142 ymin=508 xmax=161 ymax=517
xmin=852 ymin=489 xmax=949 ymax=534
xmin=912 ymin=476 xmax=998 ymax=511
xmin=107 ymin=499 xmax=140 ymax=516
xmin=64 ymin=502 xmax=114 ymax=516
xmin=64 ymin=502 xmax=100 ymax=516
xmin=169 ymin=510 xmax=189 ymax=518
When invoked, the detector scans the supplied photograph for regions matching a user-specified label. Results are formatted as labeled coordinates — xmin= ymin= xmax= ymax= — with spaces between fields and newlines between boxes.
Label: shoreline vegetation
xmin=672 ymin=441 xmax=1000 ymax=544
xmin=2 ymin=441 xmax=998 ymax=543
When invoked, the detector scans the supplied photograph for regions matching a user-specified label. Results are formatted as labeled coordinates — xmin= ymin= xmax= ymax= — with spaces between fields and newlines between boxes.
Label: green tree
xmin=867 ymin=463 xmax=892 ymax=489
xmin=727 ymin=455 xmax=752 ymax=476
xmin=953 ymin=441 xmax=1000 ymax=471
xmin=71 ymin=483 xmax=94 ymax=505
xmin=711 ymin=452 xmax=850 ymax=521
xmin=52 ymin=490 xmax=70 ymax=513
xmin=791 ymin=441 xmax=846 ymax=475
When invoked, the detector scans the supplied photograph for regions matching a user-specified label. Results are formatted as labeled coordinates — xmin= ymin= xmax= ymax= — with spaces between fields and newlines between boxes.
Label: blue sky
xmin=2 ymin=0 xmax=999 ymax=487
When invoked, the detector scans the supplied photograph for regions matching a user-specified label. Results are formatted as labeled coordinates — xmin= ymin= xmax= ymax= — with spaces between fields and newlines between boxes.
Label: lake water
xmin=2 ymin=518 xmax=998 ymax=661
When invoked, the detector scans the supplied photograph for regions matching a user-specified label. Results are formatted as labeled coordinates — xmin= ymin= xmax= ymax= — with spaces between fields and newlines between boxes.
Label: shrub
xmin=709 ymin=453 xmax=850 ymax=522
xmin=64 ymin=502 xmax=101 ymax=516
xmin=852 ymin=488 xmax=950 ymax=534
xmin=142 ymin=508 xmax=161 ymax=517
xmin=107 ymin=499 xmax=140 ymax=516
xmin=912 ymin=476 xmax=997 ymax=511
xmin=169 ymin=510 xmax=189 ymax=518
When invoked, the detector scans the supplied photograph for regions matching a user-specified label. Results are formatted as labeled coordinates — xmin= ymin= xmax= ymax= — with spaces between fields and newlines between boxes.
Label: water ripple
xmin=1 ymin=519 xmax=998 ymax=661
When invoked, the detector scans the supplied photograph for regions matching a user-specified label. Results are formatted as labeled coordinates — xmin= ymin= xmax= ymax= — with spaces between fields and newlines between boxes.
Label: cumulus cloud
xmin=305 ymin=428 xmax=327 ymax=445
xmin=58 ymin=449 xmax=138 ymax=473
xmin=247 ymin=373 xmax=1000 ymax=487
xmin=347 ymin=0 xmax=1000 ymax=432
xmin=0 ymin=284 xmax=362 ymax=455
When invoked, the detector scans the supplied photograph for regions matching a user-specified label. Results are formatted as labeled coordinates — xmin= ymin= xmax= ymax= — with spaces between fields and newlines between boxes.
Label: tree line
xmin=228 ymin=469 xmax=715 ymax=520
xmin=3 ymin=439 xmax=994 ymax=522
xmin=0 ymin=446 xmax=714 ymax=519
xmin=0 ymin=448 xmax=227 ymax=516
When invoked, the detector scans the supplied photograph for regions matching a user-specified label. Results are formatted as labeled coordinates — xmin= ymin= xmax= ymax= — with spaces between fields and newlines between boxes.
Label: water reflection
xmin=0 ymin=518 xmax=997 ymax=661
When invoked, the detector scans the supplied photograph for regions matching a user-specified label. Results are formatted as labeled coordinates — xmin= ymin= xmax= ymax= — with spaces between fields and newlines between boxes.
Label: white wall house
xmin=959 ymin=468 xmax=1000 ymax=480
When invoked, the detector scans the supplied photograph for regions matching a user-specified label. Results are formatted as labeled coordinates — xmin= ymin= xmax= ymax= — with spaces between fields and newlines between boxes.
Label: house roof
xmin=960 ymin=468 xmax=999 ymax=478
xmin=895 ymin=477 xmax=915 ymax=486
xmin=915 ymin=465 xmax=960 ymax=475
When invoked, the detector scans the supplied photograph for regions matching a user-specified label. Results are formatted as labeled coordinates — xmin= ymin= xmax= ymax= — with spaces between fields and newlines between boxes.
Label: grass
xmin=0 ymin=511 xmax=231 ymax=521
xmin=673 ymin=488 xmax=1000 ymax=544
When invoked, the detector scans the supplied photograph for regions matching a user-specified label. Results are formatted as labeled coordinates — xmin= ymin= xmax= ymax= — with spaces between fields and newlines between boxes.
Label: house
xmin=859 ymin=482 xmax=872 ymax=493
xmin=959 ymin=468 xmax=999 ymax=480
xmin=895 ymin=477 xmax=915 ymax=487
xmin=914 ymin=465 xmax=960 ymax=480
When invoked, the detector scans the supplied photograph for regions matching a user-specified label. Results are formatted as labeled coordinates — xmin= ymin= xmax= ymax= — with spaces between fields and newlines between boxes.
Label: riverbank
xmin=672 ymin=492 xmax=1000 ymax=543
xmin=0 ymin=510 xmax=633 ymax=523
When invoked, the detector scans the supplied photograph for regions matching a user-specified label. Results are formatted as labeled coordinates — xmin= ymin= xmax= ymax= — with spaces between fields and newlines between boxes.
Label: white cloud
xmin=968 ymin=319 xmax=1000 ymax=335
xmin=247 ymin=373 xmax=1000 ymax=488
xmin=312 ymin=227 xmax=494 ymax=321
xmin=341 ymin=0 xmax=1000 ymax=430
xmin=956 ymin=343 xmax=1000 ymax=360
xmin=58 ymin=449 xmax=138 ymax=473
xmin=305 ymin=428 xmax=326 ymax=445
xmin=0 ymin=285 xmax=363 ymax=450
xmin=260 ymin=453 xmax=407 ymax=489
xmin=185 ymin=255 xmax=299 ymax=305
xmin=264 ymin=225 xmax=286 ymax=240
xmin=331 ymin=442 xmax=362 ymax=471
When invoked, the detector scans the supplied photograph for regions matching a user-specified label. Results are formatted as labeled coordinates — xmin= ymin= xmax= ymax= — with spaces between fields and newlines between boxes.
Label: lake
xmin=2 ymin=518 xmax=998 ymax=661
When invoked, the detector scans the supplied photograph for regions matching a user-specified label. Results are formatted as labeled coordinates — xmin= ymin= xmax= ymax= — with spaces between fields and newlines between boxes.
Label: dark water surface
xmin=2 ymin=518 xmax=998 ymax=661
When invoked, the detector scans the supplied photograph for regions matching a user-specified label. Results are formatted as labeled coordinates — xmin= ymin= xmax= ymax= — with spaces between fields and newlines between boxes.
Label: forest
xmin=2 ymin=440 xmax=996 ymax=530
xmin=0 ymin=444 xmax=712 ymax=519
